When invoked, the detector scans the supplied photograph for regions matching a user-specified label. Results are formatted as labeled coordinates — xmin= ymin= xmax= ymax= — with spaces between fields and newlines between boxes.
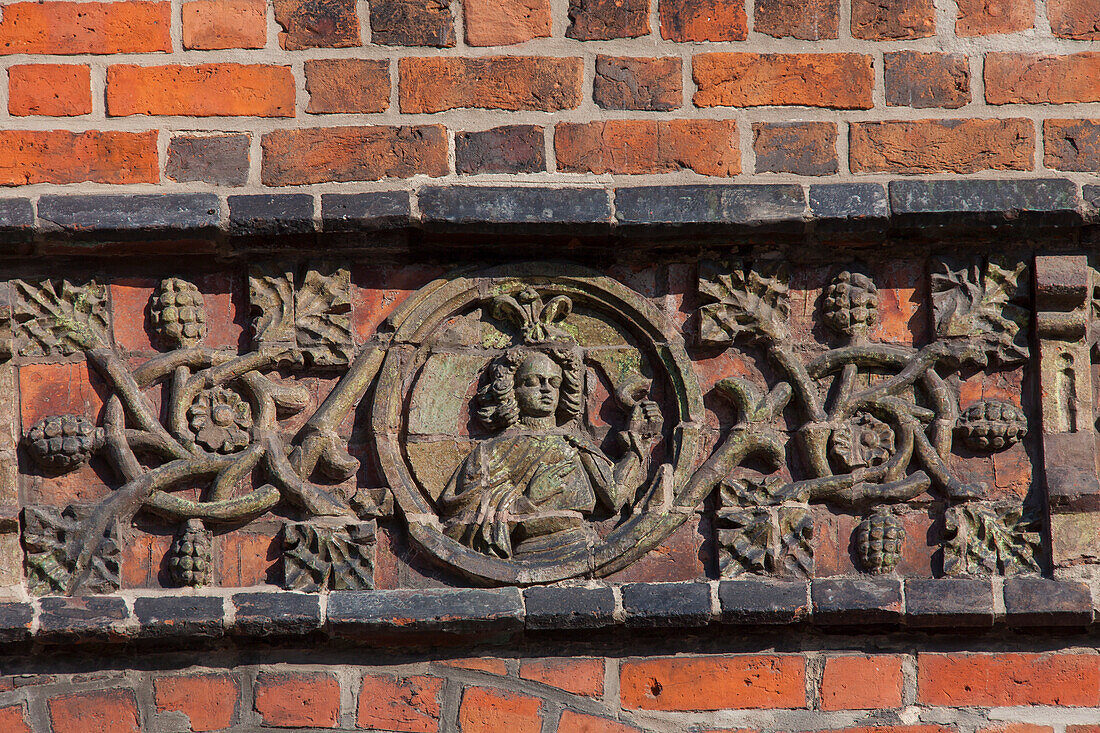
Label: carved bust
xmin=439 ymin=347 xmax=662 ymax=559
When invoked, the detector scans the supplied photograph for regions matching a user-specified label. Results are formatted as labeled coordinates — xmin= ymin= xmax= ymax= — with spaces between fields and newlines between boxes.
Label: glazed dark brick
xmin=39 ymin=597 xmax=129 ymax=640
xmin=567 ymin=0 xmax=649 ymax=39
xmin=133 ymin=596 xmax=224 ymax=638
xmin=524 ymin=586 xmax=616 ymax=629
xmin=594 ymin=56 xmax=682 ymax=111
xmin=1045 ymin=119 xmax=1100 ymax=172
xmin=754 ymin=122 xmax=838 ymax=176
xmin=812 ymin=578 xmax=903 ymax=625
xmin=371 ymin=0 xmax=455 ymax=46
xmin=905 ymin=578 xmax=995 ymax=628
xmin=754 ymin=0 xmax=839 ymax=40
xmin=456 ymin=126 xmax=546 ymax=175
xmin=228 ymin=193 xmax=315 ymax=235
xmin=328 ymin=588 xmax=524 ymax=635
xmin=321 ymin=191 xmax=412 ymax=231
xmin=232 ymin=592 xmax=322 ymax=636
xmin=621 ymin=582 xmax=711 ymax=627
xmin=809 ymin=183 xmax=889 ymax=220
xmin=1004 ymin=577 xmax=1093 ymax=627
xmin=718 ymin=579 xmax=809 ymax=624
xmin=0 ymin=603 xmax=33 ymax=643
xmin=37 ymin=194 xmax=220 ymax=233
xmin=885 ymin=51 xmax=971 ymax=109
xmin=166 ymin=133 xmax=250 ymax=186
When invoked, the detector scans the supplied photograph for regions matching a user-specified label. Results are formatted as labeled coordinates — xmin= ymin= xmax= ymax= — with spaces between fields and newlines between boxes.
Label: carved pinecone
xmin=24 ymin=415 xmax=104 ymax=473
xmin=823 ymin=271 xmax=878 ymax=336
xmin=856 ymin=509 xmax=904 ymax=575
xmin=150 ymin=278 xmax=208 ymax=349
xmin=168 ymin=519 xmax=213 ymax=587
xmin=957 ymin=400 xmax=1027 ymax=452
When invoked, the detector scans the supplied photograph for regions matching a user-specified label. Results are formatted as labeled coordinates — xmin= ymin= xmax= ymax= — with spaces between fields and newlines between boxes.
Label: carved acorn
xmin=168 ymin=519 xmax=213 ymax=587
xmin=856 ymin=508 xmax=905 ymax=575
xmin=24 ymin=414 xmax=104 ymax=473
xmin=150 ymin=278 xmax=208 ymax=349
xmin=823 ymin=271 xmax=878 ymax=337
xmin=956 ymin=399 xmax=1027 ymax=452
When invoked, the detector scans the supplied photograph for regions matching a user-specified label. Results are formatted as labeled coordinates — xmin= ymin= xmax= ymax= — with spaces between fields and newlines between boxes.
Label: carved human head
xmin=476 ymin=348 xmax=583 ymax=431
xmin=513 ymin=351 xmax=562 ymax=418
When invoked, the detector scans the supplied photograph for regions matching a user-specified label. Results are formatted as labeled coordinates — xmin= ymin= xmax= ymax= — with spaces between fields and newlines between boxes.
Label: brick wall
xmin=0 ymin=0 xmax=1097 ymax=192
xmin=6 ymin=647 xmax=1100 ymax=732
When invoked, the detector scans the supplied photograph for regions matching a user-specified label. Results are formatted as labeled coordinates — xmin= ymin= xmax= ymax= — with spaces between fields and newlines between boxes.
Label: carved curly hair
xmin=475 ymin=348 xmax=583 ymax=432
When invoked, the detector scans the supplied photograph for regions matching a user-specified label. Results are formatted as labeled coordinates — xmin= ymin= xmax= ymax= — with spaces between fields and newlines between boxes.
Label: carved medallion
xmin=371 ymin=263 xmax=705 ymax=584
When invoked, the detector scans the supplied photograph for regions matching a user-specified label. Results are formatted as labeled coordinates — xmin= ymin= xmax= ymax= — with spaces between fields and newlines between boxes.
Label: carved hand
xmin=628 ymin=400 xmax=663 ymax=442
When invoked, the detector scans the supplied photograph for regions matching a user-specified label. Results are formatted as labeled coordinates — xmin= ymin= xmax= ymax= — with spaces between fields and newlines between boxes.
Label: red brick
xmin=49 ymin=690 xmax=140 ymax=733
xmin=274 ymin=0 xmax=359 ymax=49
xmin=0 ymin=130 xmax=157 ymax=185
xmin=352 ymin=265 xmax=449 ymax=340
xmin=458 ymin=687 xmax=542 ymax=733
xmin=884 ymin=51 xmax=970 ymax=109
xmin=659 ymin=0 xmax=747 ymax=41
xmin=121 ymin=530 xmax=173 ymax=587
xmin=0 ymin=705 xmax=30 ymax=733
xmin=956 ymin=0 xmax=1033 ymax=36
xmin=155 ymin=674 xmax=239 ymax=732
xmin=358 ymin=675 xmax=443 ymax=733
xmin=979 ymin=726 xmax=1054 ymax=733
xmin=262 ymin=125 xmax=447 ymax=185
xmin=1049 ymin=0 xmax=1100 ymax=39
xmin=399 ymin=57 xmax=583 ymax=113
xmin=20 ymin=362 xmax=106 ymax=427
xmin=255 ymin=672 xmax=340 ymax=727
xmin=166 ymin=133 xmax=251 ymax=186
xmin=619 ymin=656 xmax=805 ymax=711
xmin=753 ymin=121 xmax=837 ymax=175
xmin=440 ymin=658 xmax=509 ymax=675
xmin=216 ymin=530 xmax=278 ymax=586
xmin=107 ymin=64 xmax=294 ymax=117
xmin=568 ymin=0 xmax=649 ymax=39
xmin=594 ymin=56 xmax=681 ymax=111
xmin=558 ymin=711 xmax=641 ymax=733
xmin=849 ymin=119 xmax=1033 ymax=174
xmin=8 ymin=64 xmax=91 ymax=116
xmin=371 ymin=0 xmax=454 ymax=46
xmin=693 ymin=53 xmax=873 ymax=109
xmin=754 ymin=0 xmax=839 ymax=39
xmin=1070 ymin=727 xmax=1100 ymax=733
xmin=918 ymin=653 xmax=1100 ymax=707
xmin=182 ymin=0 xmax=267 ymax=49
xmin=465 ymin=0 xmax=551 ymax=45
xmin=556 ymin=119 xmax=739 ymax=176
xmin=111 ymin=275 xmax=242 ymax=353
xmin=1045 ymin=119 xmax=1100 ymax=171
xmin=986 ymin=53 xmax=1100 ymax=104
xmin=793 ymin=728 xmax=951 ymax=733
xmin=519 ymin=659 xmax=604 ymax=697
xmin=851 ymin=0 xmax=935 ymax=39
xmin=456 ymin=126 xmax=545 ymax=175
xmin=819 ymin=655 xmax=903 ymax=711
xmin=0 ymin=1 xmax=170 ymax=55
xmin=305 ymin=59 xmax=389 ymax=114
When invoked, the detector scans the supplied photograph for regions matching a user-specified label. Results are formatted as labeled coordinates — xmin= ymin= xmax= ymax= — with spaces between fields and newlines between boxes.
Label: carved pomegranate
xmin=168 ymin=519 xmax=213 ymax=587
xmin=24 ymin=414 xmax=104 ymax=473
xmin=823 ymin=270 xmax=878 ymax=337
xmin=956 ymin=399 xmax=1027 ymax=452
xmin=150 ymin=277 xmax=208 ymax=349
xmin=856 ymin=509 xmax=905 ymax=575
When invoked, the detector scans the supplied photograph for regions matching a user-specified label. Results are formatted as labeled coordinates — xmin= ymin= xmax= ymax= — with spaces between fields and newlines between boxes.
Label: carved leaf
xmin=697 ymin=260 xmax=790 ymax=345
xmin=22 ymin=505 xmax=120 ymax=596
xmin=930 ymin=257 xmax=1029 ymax=366
xmin=283 ymin=521 xmax=375 ymax=591
xmin=296 ymin=266 xmax=354 ymax=366
xmin=716 ymin=505 xmax=813 ymax=579
xmin=12 ymin=279 xmax=109 ymax=357
xmin=943 ymin=501 xmax=1041 ymax=576
xmin=249 ymin=267 xmax=296 ymax=346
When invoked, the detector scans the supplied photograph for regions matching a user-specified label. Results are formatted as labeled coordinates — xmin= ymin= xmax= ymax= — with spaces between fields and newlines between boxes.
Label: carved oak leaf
xmin=12 ymin=279 xmax=109 ymax=357
xmin=283 ymin=521 xmax=375 ymax=591
xmin=249 ymin=267 xmax=296 ymax=345
xmin=23 ymin=505 xmax=120 ymax=596
xmin=930 ymin=257 xmax=1029 ymax=367
xmin=698 ymin=260 xmax=791 ymax=346
xmin=943 ymin=501 xmax=1041 ymax=576
xmin=716 ymin=506 xmax=812 ymax=579
xmin=296 ymin=267 xmax=354 ymax=366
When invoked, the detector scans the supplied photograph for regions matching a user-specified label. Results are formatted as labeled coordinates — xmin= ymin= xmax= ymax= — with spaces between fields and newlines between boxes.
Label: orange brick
xmin=305 ymin=59 xmax=390 ymax=114
xmin=110 ymin=275 xmax=243 ymax=354
xmin=979 ymin=726 xmax=1054 ymax=733
xmin=254 ymin=672 xmax=340 ymax=728
xmin=819 ymin=655 xmax=903 ymax=711
xmin=1049 ymin=0 xmax=1100 ymax=39
xmin=918 ymin=653 xmax=1100 ymax=707
xmin=519 ymin=659 xmax=604 ymax=697
xmin=107 ymin=64 xmax=295 ymax=117
xmin=556 ymin=119 xmax=739 ymax=176
xmin=792 ymin=728 xmax=950 ymax=733
xmin=619 ymin=656 xmax=805 ymax=711
xmin=851 ymin=0 xmax=935 ymax=39
xmin=0 ymin=1 xmax=170 ymax=54
xmin=465 ymin=0 xmax=551 ymax=45
xmin=1069 ymin=727 xmax=1100 ymax=733
xmin=440 ymin=658 xmax=509 ymax=675
xmin=986 ymin=53 xmax=1100 ymax=105
xmin=182 ymin=0 xmax=267 ymax=49
xmin=0 ymin=705 xmax=30 ymax=733
xmin=458 ymin=687 xmax=542 ymax=733
xmin=261 ymin=126 xmax=448 ymax=185
xmin=155 ymin=674 xmax=239 ymax=732
xmin=20 ymin=362 xmax=106 ymax=428
xmin=8 ymin=64 xmax=91 ymax=116
xmin=659 ymin=0 xmax=747 ymax=41
xmin=956 ymin=0 xmax=1033 ymax=36
xmin=49 ymin=690 xmax=140 ymax=733
xmin=693 ymin=53 xmax=873 ymax=109
xmin=0 ymin=130 xmax=158 ymax=185
xmin=849 ymin=119 xmax=1033 ymax=174
xmin=357 ymin=675 xmax=443 ymax=733
xmin=216 ymin=530 xmax=278 ymax=586
xmin=399 ymin=57 xmax=583 ymax=113
xmin=558 ymin=711 xmax=641 ymax=733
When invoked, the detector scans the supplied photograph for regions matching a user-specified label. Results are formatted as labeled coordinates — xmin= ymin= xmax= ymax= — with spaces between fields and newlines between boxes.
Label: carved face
xmin=513 ymin=352 xmax=562 ymax=418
